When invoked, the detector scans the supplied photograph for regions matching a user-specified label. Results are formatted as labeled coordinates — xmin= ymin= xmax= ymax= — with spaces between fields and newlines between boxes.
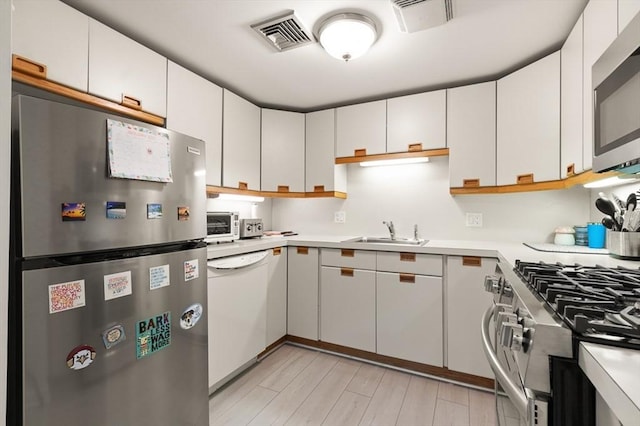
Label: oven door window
xmin=594 ymin=47 xmax=640 ymax=156
xmin=207 ymin=216 xmax=231 ymax=235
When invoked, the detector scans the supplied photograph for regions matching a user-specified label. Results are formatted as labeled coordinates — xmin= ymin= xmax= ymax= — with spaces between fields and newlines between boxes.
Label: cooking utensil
xmin=627 ymin=193 xmax=637 ymax=212
xmin=601 ymin=215 xmax=616 ymax=230
xmin=611 ymin=192 xmax=626 ymax=214
xmin=627 ymin=210 xmax=640 ymax=232
xmin=596 ymin=197 xmax=617 ymax=218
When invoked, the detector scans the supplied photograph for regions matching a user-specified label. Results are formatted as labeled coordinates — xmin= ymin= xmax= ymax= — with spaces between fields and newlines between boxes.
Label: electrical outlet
xmin=465 ymin=212 xmax=483 ymax=227
xmin=334 ymin=211 xmax=346 ymax=223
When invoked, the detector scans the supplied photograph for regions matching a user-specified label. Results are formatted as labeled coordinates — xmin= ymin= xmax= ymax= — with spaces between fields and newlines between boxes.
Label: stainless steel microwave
xmin=205 ymin=211 xmax=239 ymax=244
xmin=593 ymin=13 xmax=640 ymax=174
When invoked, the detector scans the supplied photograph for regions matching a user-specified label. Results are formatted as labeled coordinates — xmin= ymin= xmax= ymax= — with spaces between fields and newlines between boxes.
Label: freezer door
xmin=13 ymin=95 xmax=207 ymax=257
xmin=21 ymin=247 xmax=208 ymax=426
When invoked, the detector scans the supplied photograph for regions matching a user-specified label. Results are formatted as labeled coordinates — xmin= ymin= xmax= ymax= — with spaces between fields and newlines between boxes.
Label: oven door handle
xmin=481 ymin=305 xmax=530 ymax=420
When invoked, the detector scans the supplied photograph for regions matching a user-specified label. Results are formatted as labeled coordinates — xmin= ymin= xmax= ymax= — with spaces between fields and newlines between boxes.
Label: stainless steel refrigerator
xmin=8 ymin=95 xmax=209 ymax=425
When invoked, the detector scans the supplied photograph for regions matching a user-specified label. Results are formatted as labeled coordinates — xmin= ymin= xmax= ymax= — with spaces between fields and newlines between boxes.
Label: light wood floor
xmin=209 ymin=344 xmax=497 ymax=426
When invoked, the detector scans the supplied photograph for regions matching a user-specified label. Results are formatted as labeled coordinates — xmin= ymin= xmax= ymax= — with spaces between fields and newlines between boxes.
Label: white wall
xmin=273 ymin=157 xmax=592 ymax=243
xmin=1 ymin=0 xmax=11 ymax=422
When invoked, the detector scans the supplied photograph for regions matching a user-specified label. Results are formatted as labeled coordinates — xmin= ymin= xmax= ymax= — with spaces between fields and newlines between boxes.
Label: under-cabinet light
xmin=216 ymin=194 xmax=265 ymax=203
xmin=359 ymin=157 xmax=430 ymax=167
xmin=583 ymin=175 xmax=640 ymax=188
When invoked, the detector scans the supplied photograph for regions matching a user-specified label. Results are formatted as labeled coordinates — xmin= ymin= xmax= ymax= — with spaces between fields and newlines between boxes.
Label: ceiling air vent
xmin=391 ymin=0 xmax=454 ymax=33
xmin=251 ymin=12 xmax=314 ymax=52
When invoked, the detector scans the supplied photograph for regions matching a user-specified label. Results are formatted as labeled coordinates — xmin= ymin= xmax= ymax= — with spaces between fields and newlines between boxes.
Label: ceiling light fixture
xmin=318 ymin=13 xmax=377 ymax=61
xmin=360 ymin=157 xmax=430 ymax=167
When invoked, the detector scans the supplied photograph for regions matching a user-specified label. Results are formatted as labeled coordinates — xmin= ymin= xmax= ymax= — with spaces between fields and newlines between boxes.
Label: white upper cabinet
xmin=261 ymin=109 xmax=305 ymax=193
xmin=387 ymin=90 xmax=446 ymax=153
xmin=222 ymin=89 xmax=261 ymax=191
xmin=305 ymin=109 xmax=347 ymax=193
xmin=336 ymin=100 xmax=386 ymax=158
xmin=583 ymin=0 xmax=618 ymax=170
xmin=618 ymin=0 xmax=640 ymax=33
xmin=497 ymin=51 xmax=560 ymax=185
xmin=88 ymin=19 xmax=167 ymax=116
xmin=11 ymin=0 xmax=89 ymax=91
xmin=166 ymin=61 xmax=222 ymax=186
xmin=561 ymin=15 xmax=584 ymax=178
xmin=447 ymin=82 xmax=496 ymax=188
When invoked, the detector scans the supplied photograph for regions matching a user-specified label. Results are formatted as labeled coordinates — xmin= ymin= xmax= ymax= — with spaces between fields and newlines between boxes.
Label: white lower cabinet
xmin=320 ymin=266 xmax=376 ymax=352
xmin=446 ymin=256 xmax=497 ymax=378
xmin=377 ymin=272 xmax=443 ymax=366
xmin=287 ymin=247 xmax=319 ymax=340
xmin=266 ymin=247 xmax=287 ymax=347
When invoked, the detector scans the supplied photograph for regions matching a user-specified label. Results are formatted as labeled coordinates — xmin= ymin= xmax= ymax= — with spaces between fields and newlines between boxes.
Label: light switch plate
xmin=465 ymin=212 xmax=483 ymax=227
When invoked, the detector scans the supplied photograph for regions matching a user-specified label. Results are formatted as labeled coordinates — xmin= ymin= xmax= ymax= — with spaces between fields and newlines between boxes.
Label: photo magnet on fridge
xmin=106 ymin=201 xmax=126 ymax=219
xmin=147 ymin=203 xmax=162 ymax=219
xmin=61 ymin=202 xmax=86 ymax=221
xmin=177 ymin=206 xmax=190 ymax=221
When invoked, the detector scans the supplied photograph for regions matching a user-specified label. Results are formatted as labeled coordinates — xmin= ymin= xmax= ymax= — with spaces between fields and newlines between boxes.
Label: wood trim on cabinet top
xmin=336 ymin=148 xmax=449 ymax=164
xmin=206 ymin=185 xmax=347 ymax=199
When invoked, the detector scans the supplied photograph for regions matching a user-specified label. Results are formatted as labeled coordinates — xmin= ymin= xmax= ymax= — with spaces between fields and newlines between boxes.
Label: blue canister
xmin=587 ymin=223 xmax=606 ymax=248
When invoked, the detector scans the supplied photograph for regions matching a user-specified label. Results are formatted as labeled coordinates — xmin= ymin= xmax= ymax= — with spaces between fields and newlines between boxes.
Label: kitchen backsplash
xmin=272 ymin=157 xmax=592 ymax=243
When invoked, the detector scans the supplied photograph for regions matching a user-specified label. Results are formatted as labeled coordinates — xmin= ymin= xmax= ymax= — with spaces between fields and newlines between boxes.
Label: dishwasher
xmin=207 ymin=250 xmax=269 ymax=393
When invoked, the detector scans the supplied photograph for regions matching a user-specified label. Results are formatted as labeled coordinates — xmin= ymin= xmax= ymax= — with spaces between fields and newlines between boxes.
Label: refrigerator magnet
xmin=61 ymin=202 xmax=86 ymax=221
xmin=180 ymin=303 xmax=203 ymax=330
xmin=136 ymin=312 xmax=171 ymax=359
xmin=177 ymin=206 xmax=190 ymax=221
xmin=103 ymin=271 xmax=132 ymax=301
xmin=66 ymin=345 xmax=96 ymax=370
xmin=147 ymin=203 xmax=162 ymax=219
xmin=101 ymin=325 xmax=126 ymax=349
xmin=49 ymin=280 xmax=86 ymax=314
xmin=106 ymin=201 xmax=126 ymax=219
xmin=184 ymin=259 xmax=199 ymax=282
xmin=149 ymin=264 xmax=170 ymax=290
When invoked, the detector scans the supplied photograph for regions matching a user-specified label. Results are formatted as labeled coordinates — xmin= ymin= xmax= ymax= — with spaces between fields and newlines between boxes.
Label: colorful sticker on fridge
xmin=136 ymin=311 xmax=171 ymax=359
xmin=101 ymin=324 xmax=126 ymax=349
xmin=184 ymin=259 xmax=199 ymax=282
xmin=149 ymin=264 xmax=170 ymax=290
xmin=49 ymin=280 xmax=86 ymax=314
xmin=106 ymin=201 xmax=126 ymax=219
xmin=180 ymin=303 xmax=203 ymax=330
xmin=147 ymin=203 xmax=163 ymax=219
xmin=177 ymin=206 xmax=190 ymax=221
xmin=103 ymin=270 xmax=132 ymax=301
xmin=61 ymin=202 xmax=86 ymax=221
xmin=66 ymin=345 xmax=96 ymax=370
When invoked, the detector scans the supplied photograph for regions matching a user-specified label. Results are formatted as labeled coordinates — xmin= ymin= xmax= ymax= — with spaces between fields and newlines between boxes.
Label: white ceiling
xmin=62 ymin=0 xmax=588 ymax=111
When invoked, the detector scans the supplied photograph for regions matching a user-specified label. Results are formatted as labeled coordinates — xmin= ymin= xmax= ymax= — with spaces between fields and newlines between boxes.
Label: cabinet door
xmin=387 ymin=90 xmax=446 ymax=153
xmin=287 ymin=247 xmax=319 ymax=340
xmin=618 ymin=0 xmax=640 ymax=34
xmin=305 ymin=109 xmax=347 ymax=193
xmin=222 ymin=89 xmax=261 ymax=190
xmin=88 ymin=19 xmax=167 ymax=117
xmin=261 ymin=109 xmax=305 ymax=192
xmin=11 ymin=0 xmax=89 ymax=91
xmin=267 ymin=247 xmax=287 ymax=347
xmin=583 ymin=0 xmax=618 ymax=170
xmin=497 ymin=51 xmax=560 ymax=185
xmin=447 ymin=82 xmax=496 ymax=188
xmin=561 ymin=16 xmax=584 ymax=178
xmin=336 ymin=100 xmax=386 ymax=158
xmin=446 ymin=256 xmax=497 ymax=378
xmin=320 ymin=266 xmax=376 ymax=352
xmin=166 ymin=61 xmax=222 ymax=186
xmin=377 ymin=272 xmax=443 ymax=366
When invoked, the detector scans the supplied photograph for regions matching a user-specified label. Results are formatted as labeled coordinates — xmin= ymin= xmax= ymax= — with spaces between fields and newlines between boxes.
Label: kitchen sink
xmin=344 ymin=237 xmax=428 ymax=246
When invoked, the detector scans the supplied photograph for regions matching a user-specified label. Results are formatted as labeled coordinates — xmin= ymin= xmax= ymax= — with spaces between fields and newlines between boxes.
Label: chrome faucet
xmin=383 ymin=221 xmax=395 ymax=240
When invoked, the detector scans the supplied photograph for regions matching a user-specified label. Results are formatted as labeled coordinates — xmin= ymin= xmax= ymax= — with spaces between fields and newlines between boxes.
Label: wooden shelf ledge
xmin=450 ymin=170 xmax=619 ymax=195
xmin=336 ymin=148 xmax=449 ymax=165
xmin=206 ymin=186 xmax=347 ymax=199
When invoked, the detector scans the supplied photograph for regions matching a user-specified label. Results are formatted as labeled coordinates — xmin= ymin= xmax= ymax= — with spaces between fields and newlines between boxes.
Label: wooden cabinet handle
xmin=399 ymin=273 xmax=415 ymax=283
xmin=277 ymin=185 xmax=290 ymax=193
xmin=354 ymin=148 xmax=367 ymax=157
xmin=341 ymin=249 xmax=355 ymax=257
xmin=408 ymin=143 xmax=423 ymax=152
xmin=12 ymin=54 xmax=47 ymax=79
xmin=463 ymin=179 xmax=480 ymax=188
xmin=121 ymin=94 xmax=142 ymax=111
xmin=566 ymin=163 xmax=575 ymax=176
xmin=341 ymin=268 xmax=354 ymax=277
xmin=517 ymin=173 xmax=534 ymax=185
xmin=400 ymin=253 xmax=416 ymax=262
xmin=272 ymin=247 xmax=282 ymax=256
xmin=314 ymin=185 xmax=325 ymax=192
xmin=297 ymin=247 xmax=309 ymax=255
xmin=462 ymin=256 xmax=482 ymax=267
xmin=238 ymin=181 xmax=248 ymax=190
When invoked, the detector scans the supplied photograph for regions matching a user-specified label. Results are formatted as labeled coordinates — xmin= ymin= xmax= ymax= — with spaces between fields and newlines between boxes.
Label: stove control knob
xmin=495 ymin=303 xmax=513 ymax=315
xmin=500 ymin=323 xmax=524 ymax=351
xmin=497 ymin=312 xmax=518 ymax=327
xmin=502 ymin=284 xmax=513 ymax=298
xmin=484 ymin=276 xmax=500 ymax=293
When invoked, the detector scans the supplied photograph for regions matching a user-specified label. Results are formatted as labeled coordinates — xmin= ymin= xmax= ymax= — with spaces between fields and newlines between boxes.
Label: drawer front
xmin=376 ymin=251 xmax=442 ymax=275
xmin=320 ymin=248 xmax=376 ymax=270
